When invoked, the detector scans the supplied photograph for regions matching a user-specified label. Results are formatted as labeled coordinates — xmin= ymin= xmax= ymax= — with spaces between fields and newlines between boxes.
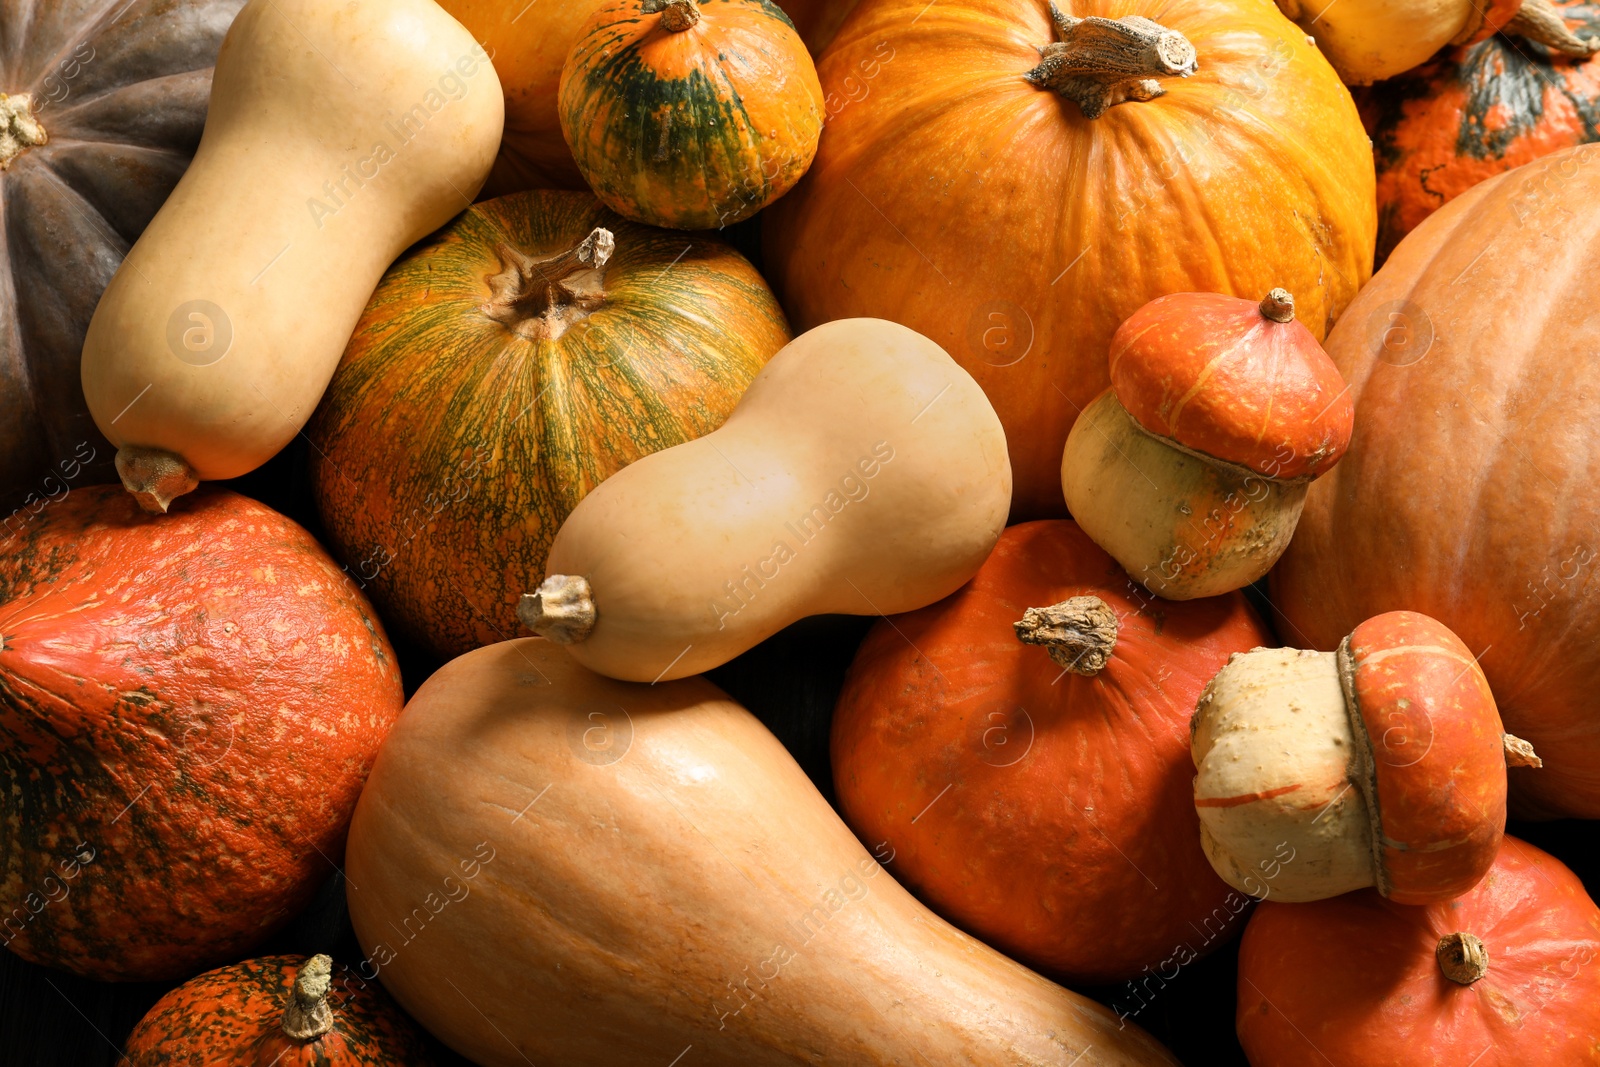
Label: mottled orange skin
xmin=1109 ymin=292 xmax=1354 ymax=479
xmin=0 ymin=486 xmax=404 ymax=980
xmin=119 ymin=954 xmax=436 ymax=1066
xmin=1237 ymin=836 xmax=1600 ymax=1067
xmin=1348 ymin=611 xmax=1508 ymax=904
xmin=832 ymin=520 xmax=1273 ymax=984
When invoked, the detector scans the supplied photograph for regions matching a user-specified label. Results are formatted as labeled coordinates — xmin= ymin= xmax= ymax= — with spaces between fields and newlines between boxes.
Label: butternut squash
xmin=343 ymin=638 xmax=1182 ymax=1067
xmin=79 ymin=0 xmax=504 ymax=512
xmin=520 ymin=318 xmax=1011 ymax=682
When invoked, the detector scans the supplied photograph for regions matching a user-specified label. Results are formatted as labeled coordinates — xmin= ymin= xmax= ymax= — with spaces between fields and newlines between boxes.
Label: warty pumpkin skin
xmin=120 ymin=954 xmax=437 ymax=1066
xmin=831 ymin=520 xmax=1273 ymax=985
xmin=0 ymin=0 xmax=243 ymax=513
xmin=559 ymin=0 xmax=825 ymax=230
xmin=1365 ymin=0 xmax=1600 ymax=262
xmin=1236 ymin=836 xmax=1600 ymax=1067
xmin=1271 ymin=144 xmax=1600 ymax=820
xmin=345 ymin=638 xmax=1182 ymax=1067
xmin=0 ymin=485 xmax=404 ymax=981
xmin=308 ymin=189 xmax=788 ymax=660
xmin=764 ymin=0 xmax=1376 ymax=519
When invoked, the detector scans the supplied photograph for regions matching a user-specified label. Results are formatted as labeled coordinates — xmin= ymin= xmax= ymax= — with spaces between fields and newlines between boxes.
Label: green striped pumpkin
xmin=306 ymin=190 xmax=790 ymax=658
xmin=558 ymin=0 xmax=824 ymax=229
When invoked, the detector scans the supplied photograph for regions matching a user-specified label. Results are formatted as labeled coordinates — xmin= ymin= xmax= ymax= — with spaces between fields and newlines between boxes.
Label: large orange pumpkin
xmin=1271 ymin=144 xmax=1600 ymax=819
xmin=831 ymin=520 xmax=1274 ymax=986
xmin=0 ymin=486 xmax=404 ymax=980
xmin=1236 ymin=836 xmax=1600 ymax=1066
xmin=764 ymin=0 xmax=1375 ymax=518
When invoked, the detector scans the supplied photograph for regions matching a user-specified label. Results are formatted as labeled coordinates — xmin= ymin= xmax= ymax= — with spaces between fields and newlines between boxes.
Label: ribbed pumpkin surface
xmin=119 ymin=954 xmax=435 ymax=1065
xmin=308 ymin=190 xmax=789 ymax=658
xmin=0 ymin=486 xmax=403 ymax=981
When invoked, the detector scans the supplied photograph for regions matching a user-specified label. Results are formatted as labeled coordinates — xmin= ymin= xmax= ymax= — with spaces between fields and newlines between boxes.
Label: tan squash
xmin=80 ymin=0 xmax=504 ymax=512
xmin=520 ymin=318 xmax=1012 ymax=682
xmin=343 ymin=639 xmax=1182 ymax=1067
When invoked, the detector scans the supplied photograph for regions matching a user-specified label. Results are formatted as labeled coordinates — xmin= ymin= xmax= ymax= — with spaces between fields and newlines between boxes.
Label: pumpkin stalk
xmin=645 ymin=0 xmax=701 ymax=33
xmin=115 ymin=446 xmax=200 ymax=514
xmin=1024 ymin=3 xmax=1197 ymax=119
xmin=1503 ymin=732 xmax=1543 ymax=768
xmin=281 ymin=954 xmax=336 ymax=1041
xmin=520 ymin=575 xmax=597 ymax=645
xmin=1258 ymin=289 xmax=1296 ymax=323
xmin=1504 ymin=0 xmax=1600 ymax=56
xmin=482 ymin=227 xmax=615 ymax=342
xmin=1013 ymin=595 xmax=1119 ymax=675
xmin=1436 ymin=932 xmax=1489 ymax=985
xmin=0 ymin=93 xmax=46 ymax=170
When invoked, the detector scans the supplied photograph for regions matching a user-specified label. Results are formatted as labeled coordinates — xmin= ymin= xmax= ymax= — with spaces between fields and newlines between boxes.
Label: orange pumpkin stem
xmin=115 ymin=445 xmax=199 ymax=514
xmin=520 ymin=574 xmax=597 ymax=645
xmin=1258 ymin=289 xmax=1295 ymax=323
xmin=1024 ymin=3 xmax=1197 ymax=119
xmin=645 ymin=0 xmax=700 ymax=33
xmin=1504 ymin=0 xmax=1600 ymax=56
xmin=0 ymin=92 xmax=46 ymax=170
xmin=1436 ymin=932 xmax=1489 ymax=985
xmin=481 ymin=227 xmax=615 ymax=342
xmin=1013 ymin=595 xmax=1118 ymax=675
xmin=281 ymin=954 xmax=336 ymax=1041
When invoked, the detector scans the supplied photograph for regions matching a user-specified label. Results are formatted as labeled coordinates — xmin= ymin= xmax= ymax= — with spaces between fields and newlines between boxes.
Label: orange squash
xmin=832 ymin=520 xmax=1273 ymax=985
xmin=764 ymin=0 xmax=1375 ymax=518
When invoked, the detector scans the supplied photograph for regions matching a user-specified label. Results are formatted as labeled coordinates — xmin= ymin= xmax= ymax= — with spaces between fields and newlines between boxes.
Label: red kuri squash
xmin=0 ymin=485 xmax=404 ymax=980
xmin=1271 ymin=144 xmax=1600 ymax=819
xmin=120 ymin=954 xmax=437 ymax=1066
xmin=1237 ymin=836 xmax=1600 ymax=1066
xmin=831 ymin=520 xmax=1274 ymax=985
xmin=764 ymin=0 xmax=1376 ymax=518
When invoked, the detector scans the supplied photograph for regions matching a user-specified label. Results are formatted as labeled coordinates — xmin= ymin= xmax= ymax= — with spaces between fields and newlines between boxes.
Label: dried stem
xmin=1024 ymin=3 xmax=1197 ymax=119
xmin=481 ymin=227 xmax=615 ymax=342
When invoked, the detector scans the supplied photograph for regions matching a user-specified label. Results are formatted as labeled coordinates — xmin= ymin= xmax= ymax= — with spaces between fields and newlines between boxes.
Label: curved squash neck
xmin=0 ymin=93 xmax=47 ymax=170
xmin=482 ymin=227 xmax=615 ymax=342
xmin=1024 ymin=3 xmax=1197 ymax=119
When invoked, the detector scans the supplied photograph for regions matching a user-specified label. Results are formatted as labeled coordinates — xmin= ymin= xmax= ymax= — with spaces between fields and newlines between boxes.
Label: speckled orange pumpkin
xmin=0 ymin=486 xmax=404 ymax=981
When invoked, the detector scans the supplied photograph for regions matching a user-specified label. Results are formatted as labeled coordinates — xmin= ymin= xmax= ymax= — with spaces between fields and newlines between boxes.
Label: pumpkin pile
xmin=5 ymin=0 xmax=1597 ymax=1064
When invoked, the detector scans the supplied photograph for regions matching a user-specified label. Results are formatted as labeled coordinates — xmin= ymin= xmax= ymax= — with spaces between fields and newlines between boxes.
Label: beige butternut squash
xmin=343 ymin=638 xmax=1182 ymax=1067
xmin=520 ymin=318 xmax=1012 ymax=682
xmin=80 ymin=0 xmax=504 ymax=512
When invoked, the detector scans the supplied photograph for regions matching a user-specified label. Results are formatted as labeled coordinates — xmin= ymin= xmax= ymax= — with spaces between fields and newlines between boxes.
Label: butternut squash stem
xmin=481 ymin=227 xmax=615 ymax=343
xmin=1436 ymin=932 xmax=1489 ymax=986
xmin=1024 ymin=3 xmax=1197 ymax=119
xmin=115 ymin=446 xmax=199 ymax=514
xmin=282 ymin=954 xmax=336 ymax=1041
xmin=646 ymin=0 xmax=700 ymax=33
xmin=1258 ymin=289 xmax=1295 ymax=324
xmin=1505 ymin=0 xmax=1600 ymax=56
xmin=1013 ymin=595 xmax=1118 ymax=676
xmin=0 ymin=93 xmax=47 ymax=170
xmin=520 ymin=575 xmax=597 ymax=645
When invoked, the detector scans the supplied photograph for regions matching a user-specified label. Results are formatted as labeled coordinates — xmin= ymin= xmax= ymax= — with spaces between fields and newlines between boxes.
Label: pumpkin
xmin=344 ymin=638 xmax=1183 ymax=1067
xmin=307 ymin=190 xmax=788 ymax=660
xmin=1271 ymin=144 xmax=1600 ymax=820
xmin=521 ymin=318 xmax=1011 ymax=682
xmin=558 ymin=0 xmax=825 ymax=230
xmin=831 ymin=520 xmax=1272 ymax=986
xmin=1061 ymin=289 xmax=1353 ymax=599
xmin=1278 ymin=0 xmax=1597 ymax=86
xmin=1365 ymin=0 xmax=1600 ymax=261
xmin=779 ymin=0 xmax=861 ymax=51
xmin=434 ymin=0 xmax=607 ymax=194
xmin=80 ymin=0 xmax=504 ymax=513
xmin=762 ymin=0 xmax=1375 ymax=519
xmin=120 ymin=954 xmax=436 ymax=1066
xmin=0 ymin=0 xmax=242 ymax=513
xmin=0 ymin=485 xmax=404 ymax=981
xmin=1193 ymin=612 xmax=1536 ymax=905
xmin=1236 ymin=836 xmax=1600 ymax=1066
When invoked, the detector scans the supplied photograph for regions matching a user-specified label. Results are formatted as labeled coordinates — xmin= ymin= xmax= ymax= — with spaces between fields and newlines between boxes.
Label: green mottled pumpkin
xmin=119 ymin=954 xmax=437 ymax=1066
xmin=558 ymin=0 xmax=825 ymax=229
xmin=306 ymin=190 xmax=789 ymax=659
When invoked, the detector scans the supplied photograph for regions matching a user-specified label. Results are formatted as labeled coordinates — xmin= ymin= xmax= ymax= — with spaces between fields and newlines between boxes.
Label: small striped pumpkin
xmin=558 ymin=0 xmax=824 ymax=229
xmin=307 ymin=190 xmax=790 ymax=659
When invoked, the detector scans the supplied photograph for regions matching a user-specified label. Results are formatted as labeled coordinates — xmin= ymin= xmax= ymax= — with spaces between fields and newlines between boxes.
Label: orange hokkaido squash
xmin=764 ymin=0 xmax=1375 ymax=518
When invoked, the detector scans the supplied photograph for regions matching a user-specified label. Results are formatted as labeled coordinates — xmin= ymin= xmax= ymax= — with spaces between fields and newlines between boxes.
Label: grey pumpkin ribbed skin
xmin=0 ymin=0 xmax=243 ymax=512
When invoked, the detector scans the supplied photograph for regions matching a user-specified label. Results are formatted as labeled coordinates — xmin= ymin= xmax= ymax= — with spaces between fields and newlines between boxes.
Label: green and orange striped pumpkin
xmin=558 ymin=0 xmax=825 ymax=229
xmin=307 ymin=190 xmax=790 ymax=659
xmin=119 ymin=954 xmax=436 ymax=1065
